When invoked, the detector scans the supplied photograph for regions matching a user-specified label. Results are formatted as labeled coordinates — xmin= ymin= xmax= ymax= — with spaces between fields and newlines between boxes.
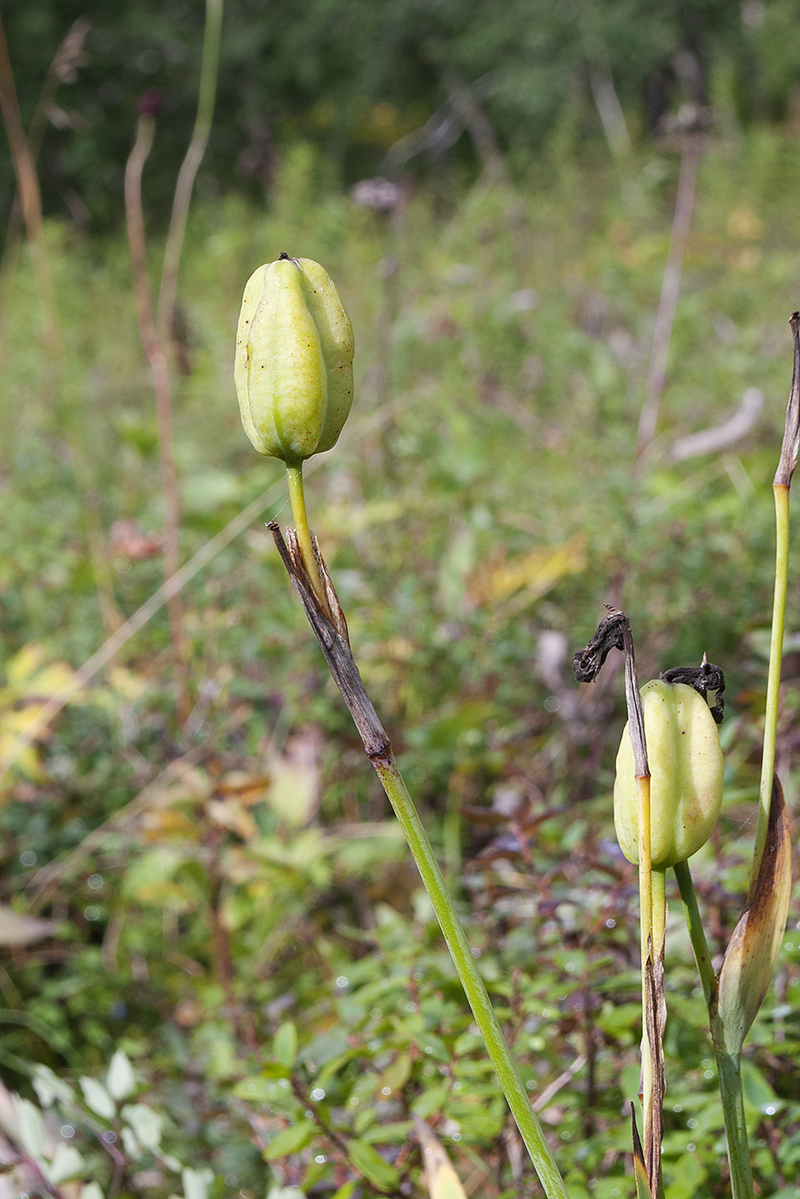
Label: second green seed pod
xmin=614 ymin=679 xmax=723 ymax=868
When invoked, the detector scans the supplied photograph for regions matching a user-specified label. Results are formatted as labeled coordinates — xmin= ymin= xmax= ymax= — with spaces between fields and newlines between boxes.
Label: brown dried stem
xmin=635 ymin=132 xmax=702 ymax=466
xmin=156 ymin=0 xmax=223 ymax=344
xmin=124 ymin=113 xmax=191 ymax=726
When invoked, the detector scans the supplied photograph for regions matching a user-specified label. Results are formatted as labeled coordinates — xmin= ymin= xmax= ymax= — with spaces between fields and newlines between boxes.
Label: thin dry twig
xmin=531 ymin=1054 xmax=588 ymax=1113
xmin=125 ymin=104 xmax=191 ymax=725
xmin=1 ymin=17 xmax=91 ymax=275
xmin=0 ymin=11 xmax=58 ymax=351
xmin=156 ymin=0 xmax=223 ymax=344
xmin=635 ymin=132 xmax=703 ymax=466
xmin=669 ymin=387 xmax=763 ymax=462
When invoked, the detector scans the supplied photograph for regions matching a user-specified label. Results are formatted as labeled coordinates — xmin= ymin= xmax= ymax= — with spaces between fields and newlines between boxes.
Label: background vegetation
xmin=2 ymin=4 xmax=800 ymax=1199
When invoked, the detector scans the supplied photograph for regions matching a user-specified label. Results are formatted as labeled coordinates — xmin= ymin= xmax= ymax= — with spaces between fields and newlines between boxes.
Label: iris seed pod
xmin=614 ymin=680 xmax=723 ymax=868
xmin=234 ymin=254 xmax=354 ymax=464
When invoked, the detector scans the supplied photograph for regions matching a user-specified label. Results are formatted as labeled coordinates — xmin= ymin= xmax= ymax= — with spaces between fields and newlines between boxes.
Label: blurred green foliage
xmin=1 ymin=121 xmax=800 ymax=1195
xmin=3 ymin=0 xmax=800 ymax=227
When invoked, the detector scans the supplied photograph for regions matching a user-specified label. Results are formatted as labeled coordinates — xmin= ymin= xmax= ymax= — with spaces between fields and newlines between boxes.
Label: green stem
xmin=651 ymin=867 xmax=666 ymax=960
xmin=371 ymin=754 xmax=570 ymax=1199
xmin=285 ymin=463 xmax=332 ymax=618
xmin=672 ymin=861 xmax=714 ymax=1009
xmin=673 ymin=860 xmax=754 ymax=1198
xmin=716 ymin=1051 xmax=753 ymax=1199
xmin=753 ymin=483 xmax=789 ymax=883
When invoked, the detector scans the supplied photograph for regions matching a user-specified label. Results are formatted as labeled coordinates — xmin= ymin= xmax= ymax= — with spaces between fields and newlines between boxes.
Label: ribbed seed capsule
xmin=614 ymin=680 xmax=723 ymax=868
xmin=234 ymin=255 xmax=354 ymax=464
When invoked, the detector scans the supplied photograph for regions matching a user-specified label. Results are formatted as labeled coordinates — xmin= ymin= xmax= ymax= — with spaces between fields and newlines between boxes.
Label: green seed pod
xmin=234 ymin=254 xmax=354 ymax=464
xmin=614 ymin=680 xmax=723 ymax=868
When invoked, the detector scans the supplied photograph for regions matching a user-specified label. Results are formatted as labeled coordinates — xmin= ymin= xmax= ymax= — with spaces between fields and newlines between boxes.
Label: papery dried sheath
xmin=234 ymin=256 xmax=354 ymax=463
xmin=614 ymin=680 xmax=723 ymax=868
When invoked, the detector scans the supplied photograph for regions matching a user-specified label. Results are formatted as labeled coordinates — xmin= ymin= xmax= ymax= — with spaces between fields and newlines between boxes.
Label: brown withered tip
xmin=278 ymin=251 xmax=291 ymax=260
xmin=137 ymin=88 xmax=163 ymax=119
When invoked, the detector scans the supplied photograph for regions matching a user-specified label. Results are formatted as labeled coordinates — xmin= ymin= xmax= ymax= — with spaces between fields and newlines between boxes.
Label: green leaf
xmin=360 ymin=1121 xmax=413 ymax=1144
xmin=410 ymin=1085 xmax=448 ymax=1119
xmin=264 ymin=1120 xmax=316 ymax=1160
xmin=330 ymin=1185 xmax=357 ymax=1199
xmin=121 ymin=1103 xmax=163 ymax=1152
xmin=49 ymin=1143 xmax=85 ymax=1184
xmin=630 ymin=1104 xmax=652 ymax=1199
xmin=32 ymin=1064 xmax=75 ymax=1108
xmin=182 ymin=1166 xmax=215 ymax=1199
xmin=346 ymin=1139 xmax=400 ymax=1192
xmin=15 ymin=1097 xmax=45 ymax=1159
xmin=234 ymin=1076 xmax=267 ymax=1100
xmin=261 ymin=1061 xmax=292 ymax=1079
xmin=741 ymin=1059 xmax=779 ymax=1113
xmin=80 ymin=1184 xmax=106 ymax=1199
xmin=274 ymin=1021 xmax=298 ymax=1069
xmin=80 ymin=1076 xmax=115 ymax=1120
xmin=106 ymin=1050 xmax=136 ymax=1100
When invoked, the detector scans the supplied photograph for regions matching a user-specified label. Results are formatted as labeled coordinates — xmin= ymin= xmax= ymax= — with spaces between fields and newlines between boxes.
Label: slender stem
xmin=672 ymin=860 xmax=714 ymax=1008
xmin=716 ymin=1051 xmax=753 ymax=1199
xmin=637 ymin=774 xmax=653 ymax=965
xmin=157 ymin=0 xmax=223 ymax=343
xmin=371 ymin=754 xmax=570 ymax=1199
xmin=0 ymin=9 xmax=60 ymax=356
xmin=637 ymin=773 xmax=654 ymax=1135
xmin=125 ymin=114 xmax=191 ymax=725
xmin=634 ymin=132 xmax=701 ymax=466
xmin=285 ymin=464 xmax=332 ymax=618
xmin=651 ymin=867 xmax=666 ymax=960
xmin=673 ymin=860 xmax=754 ymax=1197
xmin=753 ymin=483 xmax=789 ymax=881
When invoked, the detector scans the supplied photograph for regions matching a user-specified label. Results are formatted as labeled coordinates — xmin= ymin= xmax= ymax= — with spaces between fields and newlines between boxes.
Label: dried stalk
xmin=124 ymin=109 xmax=191 ymax=726
xmin=635 ymin=132 xmax=702 ymax=465
xmin=156 ymin=0 xmax=223 ymax=344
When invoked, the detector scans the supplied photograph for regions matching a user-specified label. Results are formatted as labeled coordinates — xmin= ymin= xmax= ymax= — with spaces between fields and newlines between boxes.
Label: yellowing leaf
xmin=5 ymin=644 xmax=47 ymax=689
xmin=264 ymin=730 xmax=321 ymax=827
xmin=469 ymin=534 xmax=587 ymax=607
xmin=140 ymin=809 xmax=200 ymax=842
xmin=414 ymin=1116 xmax=468 ymax=1199
xmin=206 ymin=798 xmax=259 ymax=840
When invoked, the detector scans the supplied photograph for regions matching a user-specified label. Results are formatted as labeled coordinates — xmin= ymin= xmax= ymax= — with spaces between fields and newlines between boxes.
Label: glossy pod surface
xmin=614 ymin=679 xmax=723 ymax=868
